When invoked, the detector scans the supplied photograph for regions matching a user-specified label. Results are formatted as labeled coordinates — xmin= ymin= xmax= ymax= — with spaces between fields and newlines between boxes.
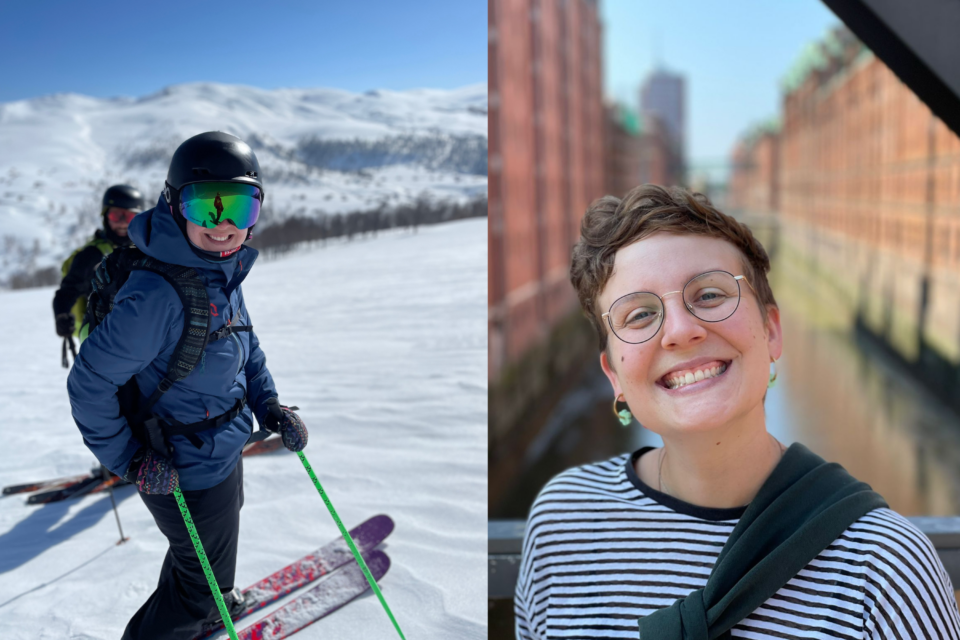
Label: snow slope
xmin=0 ymin=218 xmax=487 ymax=638
xmin=0 ymin=82 xmax=487 ymax=284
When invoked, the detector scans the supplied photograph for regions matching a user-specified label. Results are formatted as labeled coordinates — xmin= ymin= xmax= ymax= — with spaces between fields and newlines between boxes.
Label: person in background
xmin=515 ymin=184 xmax=960 ymax=640
xmin=53 ymin=184 xmax=146 ymax=340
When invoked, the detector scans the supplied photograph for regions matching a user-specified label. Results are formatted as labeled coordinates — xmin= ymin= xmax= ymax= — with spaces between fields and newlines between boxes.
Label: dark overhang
xmin=821 ymin=0 xmax=960 ymax=137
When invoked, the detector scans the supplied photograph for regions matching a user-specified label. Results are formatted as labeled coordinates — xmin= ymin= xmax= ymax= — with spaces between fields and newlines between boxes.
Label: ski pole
xmin=62 ymin=336 xmax=78 ymax=369
xmin=101 ymin=465 xmax=128 ymax=545
xmin=173 ymin=486 xmax=239 ymax=640
xmin=296 ymin=450 xmax=406 ymax=639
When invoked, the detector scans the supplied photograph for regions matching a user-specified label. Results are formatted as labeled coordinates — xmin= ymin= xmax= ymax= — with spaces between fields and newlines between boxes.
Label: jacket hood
xmin=128 ymin=195 xmax=257 ymax=282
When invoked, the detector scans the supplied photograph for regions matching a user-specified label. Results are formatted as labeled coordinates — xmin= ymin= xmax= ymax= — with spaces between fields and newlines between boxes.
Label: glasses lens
xmin=179 ymin=182 xmax=261 ymax=229
xmin=608 ymin=292 xmax=663 ymax=344
xmin=683 ymin=271 xmax=741 ymax=322
xmin=107 ymin=209 xmax=136 ymax=223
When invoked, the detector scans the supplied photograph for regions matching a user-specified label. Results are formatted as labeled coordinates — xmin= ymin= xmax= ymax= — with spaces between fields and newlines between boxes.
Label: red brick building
xmin=489 ymin=0 xmax=604 ymax=384
xmin=728 ymin=124 xmax=779 ymax=215
xmin=728 ymin=26 xmax=960 ymax=373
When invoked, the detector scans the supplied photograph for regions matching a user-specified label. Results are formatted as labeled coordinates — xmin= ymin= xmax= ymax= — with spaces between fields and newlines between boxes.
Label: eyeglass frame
xmin=600 ymin=270 xmax=759 ymax=345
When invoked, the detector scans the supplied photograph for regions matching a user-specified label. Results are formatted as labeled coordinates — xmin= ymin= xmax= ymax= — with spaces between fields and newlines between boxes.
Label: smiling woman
xmin=514 ymin=185 xmax=960 ymax=639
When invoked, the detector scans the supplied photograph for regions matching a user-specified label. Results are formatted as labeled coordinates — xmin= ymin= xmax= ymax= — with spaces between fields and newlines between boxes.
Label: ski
xmin=234 ymin=550 xmax=391 ymax=640
xmin=2 ymin=472 xmax=90 ymax=496
xmin=14 ymin=435 xmax=286 ymax=505
xmin=26 ymin=474 xmax=104 ymax=505
xmin=195 ymin=514 xmax=394 ymax=640
xmin=242 ymin=435 xmax=284 ymax=456
xmin=88 ymin=474 xmax=127 ymax=495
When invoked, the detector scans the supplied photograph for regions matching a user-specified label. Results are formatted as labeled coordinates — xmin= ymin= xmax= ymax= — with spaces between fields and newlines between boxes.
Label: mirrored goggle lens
xmin=179 ymin=182 xmax=261 ymax=230
xmin=107 ymin=209 xmax=137 ymax=223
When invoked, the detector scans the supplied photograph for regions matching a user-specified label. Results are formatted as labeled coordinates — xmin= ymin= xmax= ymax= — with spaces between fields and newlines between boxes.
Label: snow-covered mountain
xmin=0 ymin=82 xmax=488 ymax=286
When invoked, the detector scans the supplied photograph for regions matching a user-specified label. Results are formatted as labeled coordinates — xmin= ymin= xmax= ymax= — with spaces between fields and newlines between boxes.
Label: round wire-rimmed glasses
xmin=601 ymin=270 xmax=758 ymax=345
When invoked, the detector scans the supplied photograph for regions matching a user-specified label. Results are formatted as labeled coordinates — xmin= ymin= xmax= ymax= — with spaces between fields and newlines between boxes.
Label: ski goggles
xmin=179 ymin=182 xmax=262 ymax=230
xmin=106 ymin=209 xmax=138 ymax=224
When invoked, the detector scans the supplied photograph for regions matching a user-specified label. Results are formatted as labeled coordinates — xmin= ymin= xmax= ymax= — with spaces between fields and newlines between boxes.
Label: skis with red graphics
xmin=232 ymin=550 xmax=391 ymax=640
xmin=195 ymin=515 xmax=394 ymax=640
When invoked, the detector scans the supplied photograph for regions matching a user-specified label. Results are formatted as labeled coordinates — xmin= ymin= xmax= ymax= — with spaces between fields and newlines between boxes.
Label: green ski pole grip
xmin=174 ymin=486 xmax=239 ymax=640
xmin=297 ymin=450 xmax=406 ymax=639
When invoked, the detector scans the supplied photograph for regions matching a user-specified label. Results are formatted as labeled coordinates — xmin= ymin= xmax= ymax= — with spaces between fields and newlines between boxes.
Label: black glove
xmin=263 ymin=397 xmax=309 ymax=452
xmin=124 ymin=447 xmax=179 ymax=495
xmin=55 ymin=313 xmax=75 ymax=337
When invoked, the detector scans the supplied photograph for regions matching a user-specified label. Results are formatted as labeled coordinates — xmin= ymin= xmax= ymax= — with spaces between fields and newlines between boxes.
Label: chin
xmin=663 ymin=412 xmax=733 ymax=434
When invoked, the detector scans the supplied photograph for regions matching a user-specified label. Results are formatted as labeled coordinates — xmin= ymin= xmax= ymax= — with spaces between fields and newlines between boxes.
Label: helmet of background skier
xmin=101 ymin=184 xmax=146 ymax=219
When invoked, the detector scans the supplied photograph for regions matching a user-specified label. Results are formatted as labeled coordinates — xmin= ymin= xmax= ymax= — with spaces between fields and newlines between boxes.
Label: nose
xmin=659 ymin=293 xmax=707 ymax=349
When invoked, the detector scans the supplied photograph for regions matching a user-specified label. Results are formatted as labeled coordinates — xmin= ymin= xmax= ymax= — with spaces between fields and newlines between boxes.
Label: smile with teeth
xmin=662 ymin=362 xmax=728 ymax=390
xmin=207 ymin=234 xmax=233 ymax=242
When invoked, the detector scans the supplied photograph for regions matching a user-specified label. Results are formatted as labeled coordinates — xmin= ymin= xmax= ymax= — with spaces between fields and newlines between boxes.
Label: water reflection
xmin=774 ymin=280 xmax=960 ymax=517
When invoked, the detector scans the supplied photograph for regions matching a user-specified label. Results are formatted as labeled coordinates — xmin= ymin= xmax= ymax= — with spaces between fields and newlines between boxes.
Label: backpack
xmin=81 ymin=245 xmax=259 ymax=455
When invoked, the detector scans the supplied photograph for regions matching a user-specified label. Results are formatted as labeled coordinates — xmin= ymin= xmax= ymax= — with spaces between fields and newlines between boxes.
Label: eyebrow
xmin=623 ymin=268 xmax=733 ymax=294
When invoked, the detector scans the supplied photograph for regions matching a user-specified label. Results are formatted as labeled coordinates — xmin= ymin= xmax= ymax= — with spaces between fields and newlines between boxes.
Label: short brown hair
xmin=570 ymin=184 xmax=777 ymax=351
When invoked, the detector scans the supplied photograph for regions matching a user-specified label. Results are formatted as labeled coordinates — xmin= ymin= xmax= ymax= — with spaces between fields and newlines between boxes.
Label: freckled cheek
xmin=618 ymin=347 xmax=657 ymax=387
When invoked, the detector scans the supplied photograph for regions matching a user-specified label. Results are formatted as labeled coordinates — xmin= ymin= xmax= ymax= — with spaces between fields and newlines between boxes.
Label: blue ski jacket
xmin=67 ymin=195 xmax=278 ymax=490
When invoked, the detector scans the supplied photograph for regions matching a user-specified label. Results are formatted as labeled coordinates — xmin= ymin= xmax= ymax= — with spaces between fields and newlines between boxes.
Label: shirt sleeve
xmin=861 ymin=510 xmax=960 ymax=640
xmin=67 ymin=271 xmax=181 ymax=475
xmin=515 ymin=519 xmax=542 ymax=640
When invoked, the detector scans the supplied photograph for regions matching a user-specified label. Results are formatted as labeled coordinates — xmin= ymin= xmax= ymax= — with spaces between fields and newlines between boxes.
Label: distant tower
xmin=640 ymin=68 xmax=686 ymax=181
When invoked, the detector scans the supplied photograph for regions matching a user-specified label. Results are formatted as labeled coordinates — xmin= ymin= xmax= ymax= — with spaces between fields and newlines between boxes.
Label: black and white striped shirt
xmin=515 ymin=448 xmax=960 ymax=639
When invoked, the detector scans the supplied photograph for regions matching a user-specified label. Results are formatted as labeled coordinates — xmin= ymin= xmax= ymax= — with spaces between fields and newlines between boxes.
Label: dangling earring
xmin=613 ymin=394 xmax=633 ymax=426
xmin=768 ymin=358 xmax=778 ymax=388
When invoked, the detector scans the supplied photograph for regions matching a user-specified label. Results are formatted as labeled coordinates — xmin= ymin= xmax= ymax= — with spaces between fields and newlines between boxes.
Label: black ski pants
xmin=122 ymin=459 xmax=243 ymax=640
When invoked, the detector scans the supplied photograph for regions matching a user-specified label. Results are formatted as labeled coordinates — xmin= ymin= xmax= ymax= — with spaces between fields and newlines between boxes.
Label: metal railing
xmin=489 ymin=517 xmax=960 ymax=600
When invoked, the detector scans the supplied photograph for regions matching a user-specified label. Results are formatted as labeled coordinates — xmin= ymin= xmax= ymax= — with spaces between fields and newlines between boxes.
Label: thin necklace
xmin=658 ymin=435 xmax=786 ymax=497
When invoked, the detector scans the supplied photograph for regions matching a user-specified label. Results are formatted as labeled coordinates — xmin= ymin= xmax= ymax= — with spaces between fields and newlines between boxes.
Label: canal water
xmin=490 ymin=238 xmax=960 ymax=521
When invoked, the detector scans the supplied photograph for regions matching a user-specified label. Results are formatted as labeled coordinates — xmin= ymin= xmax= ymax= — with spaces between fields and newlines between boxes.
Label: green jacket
xmin=54 ymin=232 xmax=117 ymax=336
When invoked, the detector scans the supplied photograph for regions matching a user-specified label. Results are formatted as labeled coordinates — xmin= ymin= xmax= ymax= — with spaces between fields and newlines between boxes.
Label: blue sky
xmin=0 ymin=0 xmax=486 ymax=103
xmin=602 ymin=0 xmax=840 ymax=170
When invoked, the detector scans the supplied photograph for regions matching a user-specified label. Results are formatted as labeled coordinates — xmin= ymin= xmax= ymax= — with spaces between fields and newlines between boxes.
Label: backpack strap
xmin=83 ymin=246 xmax=146 ymax=336
xmin=137 ymin=396 xmax=248 ymax=453
xmin=92 ymin=248 xmax=254 ymax=455
xmin=209 ymin=305 xmax=253 ymax=342
xmin=128 ymin=257 xmax=211 ymax=420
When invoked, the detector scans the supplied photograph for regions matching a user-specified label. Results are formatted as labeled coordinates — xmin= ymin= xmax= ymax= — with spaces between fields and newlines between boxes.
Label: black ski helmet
xmin=163 ymin=131 xmax=264 ymax=244
xmin=102 ymin=184 xmax=146 ymax=214
xmin=164 ymin=131 xmax=263 ymax=200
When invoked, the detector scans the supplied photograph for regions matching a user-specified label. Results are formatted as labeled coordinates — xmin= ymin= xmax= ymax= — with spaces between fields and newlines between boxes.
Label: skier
xmin=67 ymin=131 xmax=309 ymax=639
xmin=53 ymin=184 xmax=146 ymax=340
